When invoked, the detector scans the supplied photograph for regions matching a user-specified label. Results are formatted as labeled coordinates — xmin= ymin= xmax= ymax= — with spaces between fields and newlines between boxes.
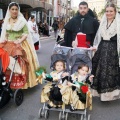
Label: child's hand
xmin=89 ymin=75 xmax=94 ymax=82
xmin=62 ymin=72 xmax=69 ymax=77
xmin=67 ymin=82 xmax=72 ymax=86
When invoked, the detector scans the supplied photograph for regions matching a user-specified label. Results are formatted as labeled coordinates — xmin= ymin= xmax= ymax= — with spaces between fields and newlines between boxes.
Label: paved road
xmin=0 ymin=37 xmax=120 ymax=120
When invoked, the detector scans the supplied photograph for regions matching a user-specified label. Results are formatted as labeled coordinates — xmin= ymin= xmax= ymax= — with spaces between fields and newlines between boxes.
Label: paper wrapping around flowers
xmin=35 ymin=69 xmax=45 ymax=84
xmin=35 ymin=69 xmax=44 ymax=76
xmin=46 ymin=74 xmax=52 ymax=79
xmin=74 ymin=81 xmax=89 ymax=96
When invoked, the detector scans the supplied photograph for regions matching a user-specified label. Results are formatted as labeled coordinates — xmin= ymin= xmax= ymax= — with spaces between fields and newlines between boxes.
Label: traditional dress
xmin=91 ymin=13 xmax=120 ymax=101
xmin=0 ymin=3 xmax=39 ymax=89
xmin=28 ymin=20 xmax=40 ymax=50
xmin=69 ymin=72 xmax=92 ymax=110
xmin=41 ymin=71 xmax=71 ymax=107
xmin=63 ymin=13 xmax=99 ymax=47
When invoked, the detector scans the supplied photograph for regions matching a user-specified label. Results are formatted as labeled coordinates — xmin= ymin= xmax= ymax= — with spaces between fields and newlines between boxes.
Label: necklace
xmin=106 ymin=19 xmax=114 ymax=30
xmin=10 ymin=17 xmax=17 ymax=23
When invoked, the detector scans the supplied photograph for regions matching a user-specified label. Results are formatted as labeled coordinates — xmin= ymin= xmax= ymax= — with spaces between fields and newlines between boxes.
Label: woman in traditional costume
xmin=91 ymin=3 xmax=120 ymax=101
xmin=0 ymin=2 xmax=39 ymax=89
xmin=28 ymin=15 xmax=40 ymax=51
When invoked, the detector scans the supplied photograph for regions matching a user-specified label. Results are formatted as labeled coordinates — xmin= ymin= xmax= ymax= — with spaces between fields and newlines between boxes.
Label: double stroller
xmin=38 ymin=45 xmax=92 ymax=120
xmin=0 ymin=48 xmax=23 ymax=109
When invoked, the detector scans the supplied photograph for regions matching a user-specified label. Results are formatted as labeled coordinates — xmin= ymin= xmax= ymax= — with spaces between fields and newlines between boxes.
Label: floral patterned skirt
xmin=0 ymin=42 xmax=28 ymax=89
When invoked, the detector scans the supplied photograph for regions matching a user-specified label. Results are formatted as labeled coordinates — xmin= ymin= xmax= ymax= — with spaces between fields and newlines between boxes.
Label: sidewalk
xmin=40 ymin=31 xmax=56 ymax=41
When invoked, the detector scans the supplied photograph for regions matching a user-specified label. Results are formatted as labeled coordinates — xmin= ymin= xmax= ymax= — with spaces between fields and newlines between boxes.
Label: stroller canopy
xmin=70 ymin=48 xmax=92 ymax=74
xmin=51 ymin=46 xmax=71 ymax=71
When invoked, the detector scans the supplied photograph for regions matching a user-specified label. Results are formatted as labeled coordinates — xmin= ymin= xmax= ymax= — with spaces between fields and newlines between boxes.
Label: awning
xmin=0 ymin=0 xmax=53 ymax=11
xmin=11 ymin=0 xmax=53 ymax=10
xmin=45 ymin=2 xmax=53 ymax=11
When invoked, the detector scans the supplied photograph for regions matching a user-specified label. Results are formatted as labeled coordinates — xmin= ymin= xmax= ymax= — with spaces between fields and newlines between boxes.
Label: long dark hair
xmin=9 ymin=2 xmax=19 ymax=9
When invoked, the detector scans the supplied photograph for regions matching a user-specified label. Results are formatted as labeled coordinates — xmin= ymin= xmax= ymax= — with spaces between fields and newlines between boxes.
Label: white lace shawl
xmin=93 ymin=13 xmax=120 ymax=66
xmin=0 ymin=2 xmax=39 ymax=66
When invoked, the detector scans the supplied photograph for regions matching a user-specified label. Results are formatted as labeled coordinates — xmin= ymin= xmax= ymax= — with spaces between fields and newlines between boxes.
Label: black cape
xmin=63 ymin=14 xmax=99 ymax=47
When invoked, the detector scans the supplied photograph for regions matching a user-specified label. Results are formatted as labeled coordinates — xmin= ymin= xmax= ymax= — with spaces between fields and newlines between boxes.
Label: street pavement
xmin=0 ymin=35 xmax=120 ymax=120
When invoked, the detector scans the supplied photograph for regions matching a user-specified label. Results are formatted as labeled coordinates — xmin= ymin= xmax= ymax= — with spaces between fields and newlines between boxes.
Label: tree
xmin=106 ymin=0 xmax=117 ymax=4
xmin=70 ymin=10 xmax=76 ymax=17
xmin=93 ymin=8 xmax=98 ymax=19
xmin=98 ymin=1 xmax=120 ymax=17
xmin=98 ymin=8 xmax=105 ymax=17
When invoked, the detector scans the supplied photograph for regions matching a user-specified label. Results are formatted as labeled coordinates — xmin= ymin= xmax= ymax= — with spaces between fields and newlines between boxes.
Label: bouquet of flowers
xmin=35 ymin=66 xmax=47 ymax=84
xmin=35 ymin=66 xmax=53 ymax=84
xmin=70 ymin=81 xmax=89 ymax=103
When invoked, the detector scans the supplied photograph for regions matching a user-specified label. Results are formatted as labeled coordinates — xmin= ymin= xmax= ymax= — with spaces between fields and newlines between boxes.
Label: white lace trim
xmin=6 ymin=17 xmax=26 ymax=31
xmin=100 ymin=18 xmax=117 ymax=40
xmin=93 ymin=13 xmax=120 ymax=66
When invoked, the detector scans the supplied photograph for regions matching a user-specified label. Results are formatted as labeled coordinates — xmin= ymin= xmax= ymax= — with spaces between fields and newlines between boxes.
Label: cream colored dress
xmin=4 ymin=19 xmax=39 ymax=89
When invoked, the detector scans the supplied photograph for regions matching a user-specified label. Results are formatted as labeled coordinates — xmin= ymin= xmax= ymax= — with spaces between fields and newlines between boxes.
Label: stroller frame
xmin=0 ymin=56 xmax=24 ymax=109
xmin=38 ymin=92 xmax=91 ymax=120
xmin=38 ymin=45 xmax=92 ymax=120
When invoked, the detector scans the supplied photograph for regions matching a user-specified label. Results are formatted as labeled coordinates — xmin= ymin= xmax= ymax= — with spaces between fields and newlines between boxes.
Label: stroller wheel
xmin=45 ymin=110 xmax=49 ymax=119
xmin=87 ymin=114 xmax=91 ymax=120
xmin=83 ymin=115 xmax=87 ymax=120
xmin=38 ymin=108 xmax=43 ymax=118
xmin=14 ymin=89 xmax=24 ymax=106
xmin=59 ymin=111 xmax=65 ymax=120
xmin=81 ymin=115 xmax=84 ymax=120
xmin=65 ymin=113 xmax=68 ymax=120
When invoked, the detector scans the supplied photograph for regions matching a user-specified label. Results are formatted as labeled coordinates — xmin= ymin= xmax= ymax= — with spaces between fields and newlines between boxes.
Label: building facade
xmin=0 ymin=0 xmax=54 ymax=25
xmin=85 ymin=0 xmax=105 ymax=15
xmin=53 ymin=0 xmax=72 ymax=22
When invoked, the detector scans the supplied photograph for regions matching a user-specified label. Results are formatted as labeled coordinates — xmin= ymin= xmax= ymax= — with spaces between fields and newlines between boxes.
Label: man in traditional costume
xmin=63 ymin=1 xmax=99 ymax=47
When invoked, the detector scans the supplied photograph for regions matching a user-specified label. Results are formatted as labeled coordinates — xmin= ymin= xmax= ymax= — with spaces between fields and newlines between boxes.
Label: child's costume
xmin=69 ymin=72 xmax=92 ymax=110
xmin=41 ymin=71 xmax=71 ymax=107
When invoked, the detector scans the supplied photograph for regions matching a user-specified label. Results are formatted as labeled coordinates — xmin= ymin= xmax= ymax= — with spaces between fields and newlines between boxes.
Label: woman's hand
xmin=14 ymin=39 xmax=22 ymax=44
xmin=0 ymin=40 xmax=7 ymax=43
xmin=90 ymin=47 xmax=97 ymax=51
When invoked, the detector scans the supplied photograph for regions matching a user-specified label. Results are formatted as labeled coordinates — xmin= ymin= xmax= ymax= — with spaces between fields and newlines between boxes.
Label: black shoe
xmin=47 ymin=104 xmax=52 ymax=109
xmin=70 ymin=105 xmax=75 ymax=112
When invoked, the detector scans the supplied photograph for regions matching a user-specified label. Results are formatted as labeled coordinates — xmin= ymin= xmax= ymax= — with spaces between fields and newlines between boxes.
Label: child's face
xmin=78 ymin=66 xmax=89 ymax=76
xmin=55 ymin=62 xmax=64 ymax=72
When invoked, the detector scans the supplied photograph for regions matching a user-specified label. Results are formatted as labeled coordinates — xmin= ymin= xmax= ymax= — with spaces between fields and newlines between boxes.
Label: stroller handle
xmin=14 ymin=55 xmax=19 ymax=60
xmin=56 ymin=45 xmax=93 ymax=51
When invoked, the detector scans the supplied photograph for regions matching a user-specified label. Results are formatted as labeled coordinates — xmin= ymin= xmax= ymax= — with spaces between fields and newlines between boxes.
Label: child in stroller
xmin=41 ymin=60 xmax=70 ymax=108
xmin=68 ymin=64 xmax=94 ymax=111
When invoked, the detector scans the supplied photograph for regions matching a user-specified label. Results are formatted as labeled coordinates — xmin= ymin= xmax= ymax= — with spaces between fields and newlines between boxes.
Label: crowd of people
xmin=0 ymin=0 xmax=120 ymax=119
xmin=63 ymin=1 xmax=120 ymax=101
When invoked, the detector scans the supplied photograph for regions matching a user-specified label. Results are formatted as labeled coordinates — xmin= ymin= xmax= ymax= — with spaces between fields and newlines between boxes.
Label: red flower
xmin=81 ymin=85 xmax=88 ymax=93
